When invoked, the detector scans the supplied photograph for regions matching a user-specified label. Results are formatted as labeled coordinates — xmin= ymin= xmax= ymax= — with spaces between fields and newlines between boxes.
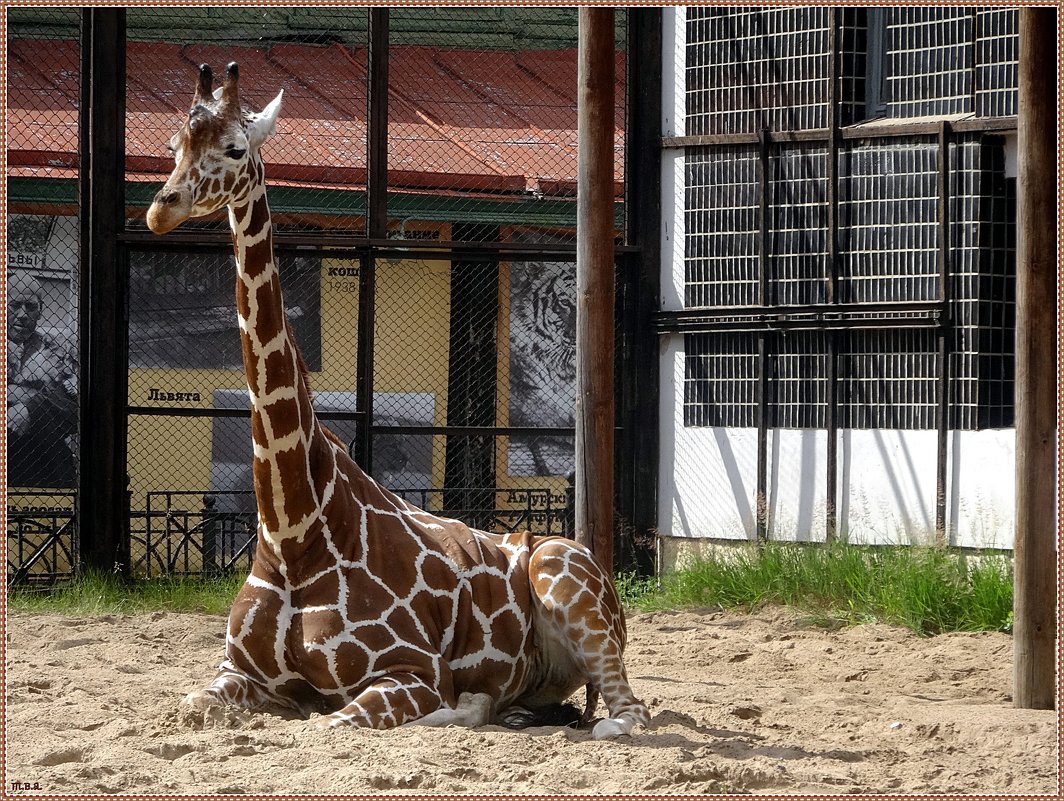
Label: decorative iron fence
xmin=127 ymin=483 xmax=574 ymax=580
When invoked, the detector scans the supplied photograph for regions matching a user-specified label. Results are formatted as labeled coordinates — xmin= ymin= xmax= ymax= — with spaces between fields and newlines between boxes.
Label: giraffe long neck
xmin=229 ymin=163 xmax=324 ymax=547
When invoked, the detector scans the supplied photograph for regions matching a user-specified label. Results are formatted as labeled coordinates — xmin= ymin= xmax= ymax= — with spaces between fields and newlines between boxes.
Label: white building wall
xmin=658 ymin=337 xmax=1018 ymax=547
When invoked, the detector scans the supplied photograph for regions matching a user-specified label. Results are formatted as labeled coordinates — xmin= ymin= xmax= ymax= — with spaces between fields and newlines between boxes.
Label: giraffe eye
xmin=225 ymin=147 xmax=246 ymax=160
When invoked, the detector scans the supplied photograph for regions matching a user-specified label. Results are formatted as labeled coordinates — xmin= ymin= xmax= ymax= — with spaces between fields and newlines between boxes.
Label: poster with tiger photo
xmin=507 ymin=246 xmax=576 ymax=478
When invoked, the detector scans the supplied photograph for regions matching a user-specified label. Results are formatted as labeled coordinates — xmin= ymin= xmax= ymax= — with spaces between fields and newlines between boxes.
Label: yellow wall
xmin=123 ymin=238 xmax=569 ymax=520
xmin=126 ymin=251 xmax=457 ymax=499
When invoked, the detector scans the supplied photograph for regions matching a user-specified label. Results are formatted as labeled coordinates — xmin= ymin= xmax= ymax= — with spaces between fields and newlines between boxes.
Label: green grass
xmin=11 ymin=543 xmax=1014 ymax=638
xmin=8 ymin=569 xmax=246 ymax=616
xmin=617 ymin=541 xmax=1014 ymax=637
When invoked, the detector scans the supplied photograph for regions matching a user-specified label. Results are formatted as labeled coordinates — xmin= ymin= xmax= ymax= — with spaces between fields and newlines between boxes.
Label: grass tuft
xmin=617 ymin=541 xmax=1013 ymax=636
xmin=9 ymin=569 xmax=245 ymax=616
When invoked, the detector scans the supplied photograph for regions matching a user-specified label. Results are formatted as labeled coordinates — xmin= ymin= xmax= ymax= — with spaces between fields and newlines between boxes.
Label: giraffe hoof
xmin=591 ymin=717 xmax=634 ymax=740
xmin=455 ymin=692 xmax=493 ymax=727
xmin=315 ymin=712 xmax=350 ymax=729
xmin=179 ymin=690 xmax=227 ymax=729
xmin=183 ymin=689 xmax=224 ymax=712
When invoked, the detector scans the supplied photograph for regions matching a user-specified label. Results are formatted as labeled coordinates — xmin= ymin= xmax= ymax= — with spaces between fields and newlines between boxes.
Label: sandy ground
xmin=5 ymin=606 xmax=1057 ymax=794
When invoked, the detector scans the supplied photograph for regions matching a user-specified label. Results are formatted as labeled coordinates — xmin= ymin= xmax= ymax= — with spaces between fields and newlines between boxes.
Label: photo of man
xmin=7 ymin=270 xmax=78 ymax=488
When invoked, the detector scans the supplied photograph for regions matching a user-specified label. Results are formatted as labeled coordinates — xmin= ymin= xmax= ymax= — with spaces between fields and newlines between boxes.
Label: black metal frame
xmin=47 ymin=8 xmax=665 ymax=583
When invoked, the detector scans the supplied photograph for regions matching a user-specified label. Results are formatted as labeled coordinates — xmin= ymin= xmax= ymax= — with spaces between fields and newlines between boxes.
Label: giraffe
xmin=146 ymin=62 xmax=649 ymax=740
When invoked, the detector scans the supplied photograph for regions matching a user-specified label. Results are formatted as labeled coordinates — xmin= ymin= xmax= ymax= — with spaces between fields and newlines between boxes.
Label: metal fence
xmin=7 ymin=8 xmax=656 ymax=586
xmin=7 ymin=9 xmax=82 ymax=586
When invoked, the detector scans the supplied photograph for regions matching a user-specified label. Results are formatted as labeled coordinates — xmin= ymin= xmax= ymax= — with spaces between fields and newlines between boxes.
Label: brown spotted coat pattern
xmin=145 ymin=62 xmax=649 ymax=739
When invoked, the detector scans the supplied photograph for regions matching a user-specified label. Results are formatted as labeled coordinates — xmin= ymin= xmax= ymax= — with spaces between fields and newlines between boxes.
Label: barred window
xmin=680 ymin=8 xmax=1017 ymax=432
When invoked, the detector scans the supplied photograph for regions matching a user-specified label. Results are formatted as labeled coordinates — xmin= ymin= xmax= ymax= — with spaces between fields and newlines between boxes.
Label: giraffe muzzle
xmin=146 ymin=187 xmax=193 ymax=234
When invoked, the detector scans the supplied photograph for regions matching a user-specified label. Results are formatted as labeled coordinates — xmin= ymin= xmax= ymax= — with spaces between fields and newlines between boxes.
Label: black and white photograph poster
xmin=507 ymin=252 xmax=577 ymax=478
xmin=209 ymin=389 xmax=436 ymax=516
xmin=7 ymin=214 xmax=79 ymax=490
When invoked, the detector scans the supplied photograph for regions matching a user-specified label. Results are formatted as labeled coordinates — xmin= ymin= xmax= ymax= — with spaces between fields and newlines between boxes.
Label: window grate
xmin=769 ymin=331 xmax=829 ymax=429
xmin=685 ymin=146 xmax=760 ymax=307
xmin=948 ymin=134 xmax=1015 ymax=430
xmin=838 ymin=328 xmax=939 ymax=430
xmin=975 ymin=9 xmax=1018 ymax=118
xmin=684 ymin=333 xmax=758 ymax=428
xmin=884 ymin=7 xmax=974 ymax=119
xmin=837 ymin=141 xmax=940 ymax=304
xmin=686 ymin=7 xmax=831 ymax=136
xmin=767 ymin=145 xmax=829 ymax=306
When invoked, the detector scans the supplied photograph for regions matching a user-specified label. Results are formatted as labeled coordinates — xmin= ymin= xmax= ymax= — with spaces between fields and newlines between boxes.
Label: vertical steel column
xmin=622 ymin=8 xmax=662 ymax=575
xmin=934 ymin=121 xmax=952 ymax=544
xmin=756 ymin=126 xmax=770 ymax=542
xmin=357 ymin=9 xmax=388 ymax=471
xmin=1012 ymin=7 xmax=1057 ymax=711
xmin=825 ymin=8 xmax=840 ymax=542
xmin=79 ymin=8 xmax=130 ymax=576
xmin=575 ymin=7 xmax=616 ymax=572
xmin=367 ymin=8 xmax=389 ymax=239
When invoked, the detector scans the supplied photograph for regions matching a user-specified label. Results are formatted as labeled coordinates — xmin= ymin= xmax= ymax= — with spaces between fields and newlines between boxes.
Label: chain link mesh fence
xmin=386 ymin=8 xmax=626 ymax=246
xmin=8 ymin=8 xmax=631 ymax=581
xmin=114 ymin=10 xmax=621 ymax=574
xmin=7 ymin=9 xmax=82 ymax=585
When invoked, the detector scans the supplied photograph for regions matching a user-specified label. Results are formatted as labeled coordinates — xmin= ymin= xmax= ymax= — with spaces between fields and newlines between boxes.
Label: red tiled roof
xmin=7 ymin=38 xmax=625 ymax=198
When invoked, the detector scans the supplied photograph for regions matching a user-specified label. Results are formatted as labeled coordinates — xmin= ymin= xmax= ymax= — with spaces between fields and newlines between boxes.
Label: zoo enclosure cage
xmin=7 ymin=8 xmax=661 ymax=585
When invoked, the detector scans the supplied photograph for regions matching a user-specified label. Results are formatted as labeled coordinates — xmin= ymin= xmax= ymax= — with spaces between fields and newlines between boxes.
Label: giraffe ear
xmin=246 ymin=89 xmax=283 ymax=150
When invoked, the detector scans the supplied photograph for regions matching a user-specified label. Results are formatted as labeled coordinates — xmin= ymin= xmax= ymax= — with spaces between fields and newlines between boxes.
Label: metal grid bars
xmin=948 ymin=134 xmax=1015 ymax=430
xmin=767 ymin=145 xmax=829 ymax=307
xmin=685 ymin=146 xmax=760 ymax=307
xmin=837 ymin=141 xmax=940 ymax=304
xmin=769 ymin=331 xmax=829 ymax=429
xmin=838 ymin=328 xmax=939 ymax=430
xmin=684 ymin=333 xmax=758 ymax=428
xmin=836 ymin=8 xmax=869 ymax=127
xmin=884 ymin=7 xmax=974 ymax=119
xmin=685 ymin=7 xmax=831 ymax=136
xmin=975 ymin=9 xmax=1019 ymax=118
xmin=122 ymin=7 xmax=371 ymax=235
xmin=386 ymin=7 xmax=627 ymax=245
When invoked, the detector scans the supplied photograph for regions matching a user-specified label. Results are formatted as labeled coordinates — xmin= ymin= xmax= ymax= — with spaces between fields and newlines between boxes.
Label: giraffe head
xmin=146 ymin=62 xmax=283 ymax=234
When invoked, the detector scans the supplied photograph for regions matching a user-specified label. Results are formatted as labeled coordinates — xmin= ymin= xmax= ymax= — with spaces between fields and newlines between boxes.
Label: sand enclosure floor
xmin=5 ymin=606 xmax=1057 ymax=794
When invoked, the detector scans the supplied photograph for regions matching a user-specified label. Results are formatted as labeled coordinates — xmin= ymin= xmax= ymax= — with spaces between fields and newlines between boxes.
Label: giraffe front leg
xmin=406 ymin=691 xmax=494 ymax=729
xmin=183 ymin=660 xmax=285 ymax=718
xmin=317 ymin=672 xmax=472 ymax=727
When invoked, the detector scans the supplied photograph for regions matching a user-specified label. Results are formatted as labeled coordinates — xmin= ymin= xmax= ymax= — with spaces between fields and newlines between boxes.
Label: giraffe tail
xmin=494 ymin=701 xmax=583 ymax=730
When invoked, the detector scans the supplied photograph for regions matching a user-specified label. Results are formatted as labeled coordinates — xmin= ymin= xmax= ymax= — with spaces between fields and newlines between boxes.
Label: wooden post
xmin=575 ymin=8 xmax=616 ymax=574
xmin=1013 ymin=7 xmax=1057 ymax=711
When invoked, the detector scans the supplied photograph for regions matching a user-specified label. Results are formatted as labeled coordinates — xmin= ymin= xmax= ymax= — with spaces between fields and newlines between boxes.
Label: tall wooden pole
xmin=575 ymin=8 xmax=616 ymax=574
xmin=1013 ymin=7 xmax=1057 ymax=711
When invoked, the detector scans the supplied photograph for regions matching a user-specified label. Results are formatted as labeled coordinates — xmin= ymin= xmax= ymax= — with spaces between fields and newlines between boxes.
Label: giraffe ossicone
xmin=146 ymin=62 xmax=650 ymax=741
